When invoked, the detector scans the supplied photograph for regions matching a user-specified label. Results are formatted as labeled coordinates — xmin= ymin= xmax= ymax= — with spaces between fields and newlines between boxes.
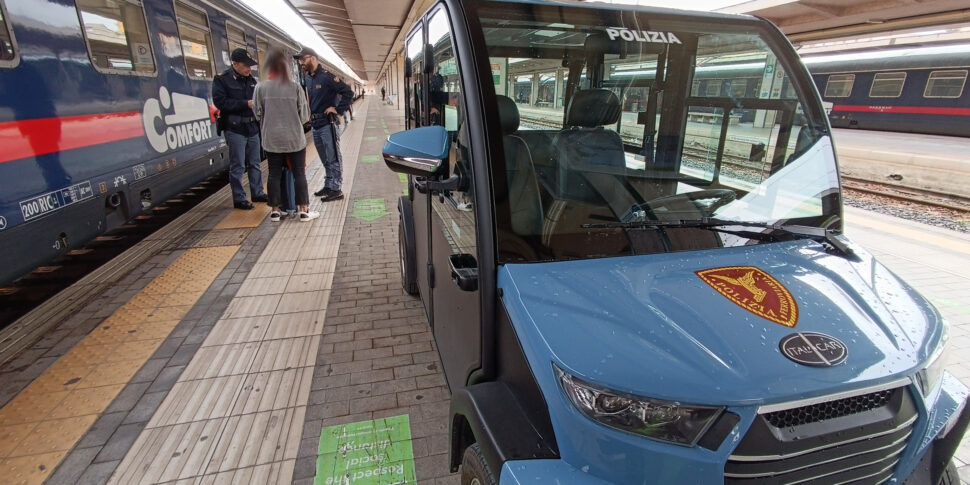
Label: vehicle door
xmin=425 ymin=5 xmax=481 ymax=391
xmin=404 ymin=22 xmax=434 ymax=318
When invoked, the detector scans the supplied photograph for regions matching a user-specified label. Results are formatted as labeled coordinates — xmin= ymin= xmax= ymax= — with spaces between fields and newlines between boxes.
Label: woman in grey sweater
xmin=253 ymin=48 xmax=318 ymax=222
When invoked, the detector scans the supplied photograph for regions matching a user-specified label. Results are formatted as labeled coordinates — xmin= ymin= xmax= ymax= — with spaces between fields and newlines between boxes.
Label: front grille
xmin=764 ymin=389 xmax=894 ymax=428
xmin=726 ymin=386 xmax=916 ymax=485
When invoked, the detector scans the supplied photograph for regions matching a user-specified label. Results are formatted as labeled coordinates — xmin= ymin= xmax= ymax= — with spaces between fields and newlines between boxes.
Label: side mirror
xmin=382 ymin=125 xmax=449 ymax=176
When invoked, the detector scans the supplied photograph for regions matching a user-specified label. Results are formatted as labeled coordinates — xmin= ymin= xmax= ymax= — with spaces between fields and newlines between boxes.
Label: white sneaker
xmin=299 ymin=210 xmax=320 ymax=222
xmin=270 ymin=211 xmax=281 ymax=222
xmin=456 ymin=202 xmax=473 ymax=212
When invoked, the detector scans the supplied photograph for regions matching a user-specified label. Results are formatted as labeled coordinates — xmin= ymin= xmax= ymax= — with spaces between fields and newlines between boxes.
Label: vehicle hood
xmin=499 ymin=240 xmax=943 ymax=406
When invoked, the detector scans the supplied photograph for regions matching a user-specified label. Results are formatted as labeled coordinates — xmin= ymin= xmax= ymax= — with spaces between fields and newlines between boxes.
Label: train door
xmin=424 ymin=5 xmax=481 ymax=391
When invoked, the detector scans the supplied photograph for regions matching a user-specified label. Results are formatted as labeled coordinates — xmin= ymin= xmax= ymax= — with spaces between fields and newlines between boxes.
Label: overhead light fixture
xmin=866 ymin=19 xmax=886 ymax=24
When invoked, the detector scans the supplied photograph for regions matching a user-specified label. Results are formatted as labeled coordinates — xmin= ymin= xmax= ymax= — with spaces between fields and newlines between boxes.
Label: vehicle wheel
xmin=398 ymin=197 xmax=419 ymax=295
xmin=461 ymin=443 xmax=496 ymax=485
xmin=939 ymin=460 xmax=959 ymax=485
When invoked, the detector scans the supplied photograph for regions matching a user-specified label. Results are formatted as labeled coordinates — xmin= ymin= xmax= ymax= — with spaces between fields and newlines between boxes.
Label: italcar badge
xmin=696 ymin=266 xmax=798 ymax=327
xmin=779 ymin=332 xmax=848 ymax=367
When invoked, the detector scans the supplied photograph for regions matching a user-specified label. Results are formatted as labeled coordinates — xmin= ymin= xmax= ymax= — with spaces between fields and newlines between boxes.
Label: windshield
xmin=474 ymin=2 xmax=841 ymax=263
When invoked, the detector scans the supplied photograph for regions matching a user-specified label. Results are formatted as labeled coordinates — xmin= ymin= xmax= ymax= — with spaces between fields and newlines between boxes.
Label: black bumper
xmin=904 ymin=396 xmax=970 ymax=484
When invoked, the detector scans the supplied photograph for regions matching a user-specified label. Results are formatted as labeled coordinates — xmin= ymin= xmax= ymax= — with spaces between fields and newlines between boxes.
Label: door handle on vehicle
xmin=412 ymin=174 xmax=466 ymax=195
xmin=448 ymin=253 xmax=478 ymax=292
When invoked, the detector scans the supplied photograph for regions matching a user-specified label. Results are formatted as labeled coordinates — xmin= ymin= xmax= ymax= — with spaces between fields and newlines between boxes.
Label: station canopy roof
xmin=286 ymin=0 xmax=970 ymax=81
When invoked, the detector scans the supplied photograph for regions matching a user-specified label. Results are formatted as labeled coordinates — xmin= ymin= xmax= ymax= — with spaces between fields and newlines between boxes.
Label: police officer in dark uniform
xmin=212 ymin=48 xmax=267 ymax=209
xmin=294 ymin=47 xmax=353 ymax=202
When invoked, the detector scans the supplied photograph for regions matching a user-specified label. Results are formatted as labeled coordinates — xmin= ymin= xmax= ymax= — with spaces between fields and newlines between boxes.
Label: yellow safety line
xmin=845 ymin=211 xmax=970 ymax=256
xmin=0 ymin=199 xmax=266 ymax=483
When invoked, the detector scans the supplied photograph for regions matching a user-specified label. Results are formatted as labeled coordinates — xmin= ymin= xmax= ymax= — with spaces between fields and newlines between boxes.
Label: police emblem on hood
xmin=696 ymin=266 xmax=798 ymax=327
xmin=779 ymin=332 xmax=848 ymax=367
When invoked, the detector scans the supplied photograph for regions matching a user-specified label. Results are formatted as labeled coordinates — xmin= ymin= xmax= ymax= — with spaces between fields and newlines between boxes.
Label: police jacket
xmin=304 ymin=66 xmax=353 ymax=129
xmin=212 ymin=68 xmax=259 ymax=136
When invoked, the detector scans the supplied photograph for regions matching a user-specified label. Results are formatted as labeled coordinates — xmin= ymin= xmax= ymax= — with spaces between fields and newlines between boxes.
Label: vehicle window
xmin=75 ymin=0 xmax=156 ymax=74
xmin=824 ymin=74 xmax=854 ymax=97
xmin=226 ymin=22 xmax=247 ymax=55
xmin=174 ymin=1 xmax=215 ymax=79
xmin=427 ymin=7 xmax=476 ymax=254
xmin=0 ymin=1 xmax=16 ymax=63
xmin=923 ymin=70 xmax=967 ymax=98
xmin=405 ymin=29 xmax=424 ymax=128
xmin=256 ymin=36 xmax=268 ymax=69
xmin=475 ymin=2 xmax=835 ymax=262
xmin=869 ymin=72 xmax=905 ymax=98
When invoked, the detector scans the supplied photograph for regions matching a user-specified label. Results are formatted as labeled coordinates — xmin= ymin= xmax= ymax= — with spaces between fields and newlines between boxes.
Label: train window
xmin=0 ymin=0 xmax=16 ymax=65
xmin=924 ymin=70 xmax=967 ymax=98
xmin=256 ymin=37 xmax=268 ymax=69
xmin=226 ymin=22 xmax=247 ymax=56
xmin=824 ymin=74 xmax=854 ymax=97
xmin=75 ymin=0 xmax=156 ymax=74
xmin=869 ymin=72 xmax=905 ymax=98
xmin=174 ymin=1 xmax=215 ymax=79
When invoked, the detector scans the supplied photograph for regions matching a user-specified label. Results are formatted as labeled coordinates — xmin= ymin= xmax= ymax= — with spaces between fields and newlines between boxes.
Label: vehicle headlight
xmin=918 ymin=338 xmax=951 ymax=397
xmin=555 ymin=366 xmax=723 ymax=446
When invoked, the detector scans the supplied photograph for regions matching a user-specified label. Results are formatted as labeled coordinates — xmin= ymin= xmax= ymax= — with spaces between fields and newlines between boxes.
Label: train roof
xmin=804 ymin=44 xmax=970 ymax=74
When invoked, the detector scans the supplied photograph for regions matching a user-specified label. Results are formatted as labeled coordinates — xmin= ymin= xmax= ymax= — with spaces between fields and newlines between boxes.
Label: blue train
xmin=510 ymin=44 xmax=969 ymax=137
xmin=807 ymin=45 xmax=970 ymax=137
xmin=0 ymin=0 xmax=349 ymax=286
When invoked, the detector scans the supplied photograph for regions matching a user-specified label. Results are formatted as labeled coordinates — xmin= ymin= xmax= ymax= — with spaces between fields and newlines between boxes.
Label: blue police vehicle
xmin=382 ymin=0 xmax=970 ymax=483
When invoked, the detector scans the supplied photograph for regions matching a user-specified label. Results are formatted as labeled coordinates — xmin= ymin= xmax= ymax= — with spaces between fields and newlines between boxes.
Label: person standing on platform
xmin=295 ymin=47 xmax=353 ymax=202
xmin=381 ymin=86 xmax=385 ymax=102
xmin=253 ymin=47 xmax=318 ymax=222
xmin=212 ymin=48 xmax=268 ymax=210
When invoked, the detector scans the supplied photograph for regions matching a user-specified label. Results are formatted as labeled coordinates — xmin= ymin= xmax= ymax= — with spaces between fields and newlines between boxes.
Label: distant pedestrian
xmin=212 ymin=48 xmax=268 ymax=210
xmin=253 ymin=47 xmax=318 ymax=222
xmin=381 ymin=86 xmax=385 ymax=101
xmin=295 ymin=47 xmax=353 ymax=202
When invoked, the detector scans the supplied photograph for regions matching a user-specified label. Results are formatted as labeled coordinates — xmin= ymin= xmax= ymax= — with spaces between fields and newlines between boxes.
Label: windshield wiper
xmin=581 ymin=217 xmax=855 ymax=259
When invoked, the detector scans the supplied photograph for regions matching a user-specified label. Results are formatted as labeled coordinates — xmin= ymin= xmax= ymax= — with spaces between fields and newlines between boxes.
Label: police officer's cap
xmin=231 ymin=48 xmax=257 ymax=66
xmin=294 ymin=47 xmax=319 ymax=60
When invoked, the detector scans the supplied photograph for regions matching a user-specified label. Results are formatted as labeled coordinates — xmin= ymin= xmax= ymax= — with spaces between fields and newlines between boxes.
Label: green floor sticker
xmin=364 ymin=136 xmax=379 ymax=142
xmin=361 ymin=155 xmax=380 ymax=164
xmin=352 ymin=198 xmax=388 ymax=222
xmin=315 ymin=415 xmax=417 ymax=485
xmin=397 ymin=174 xmax=407 ymax=183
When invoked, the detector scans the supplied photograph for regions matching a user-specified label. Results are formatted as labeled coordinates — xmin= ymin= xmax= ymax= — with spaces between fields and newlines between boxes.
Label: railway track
xmin=0 ymin=174 xmax=228 ymax=330
xmin=842 ymin=177 xmax=970 ymax=214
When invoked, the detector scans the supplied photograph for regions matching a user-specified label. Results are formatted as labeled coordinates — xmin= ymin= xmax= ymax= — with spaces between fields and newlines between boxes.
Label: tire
xmin=939 ymin=461 xmax=959 ymax=485
xmin=398 ymin=196 xmax=419 ymax=295
xmin=460 ymin=443 xmax=496 ymax=485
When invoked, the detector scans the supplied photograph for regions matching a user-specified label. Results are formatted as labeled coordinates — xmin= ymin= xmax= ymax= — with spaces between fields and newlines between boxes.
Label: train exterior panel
xmin=0 ymin=0 xmax=299 ymax=285
xmin=807 ymin=49 xmax=970 ymax=137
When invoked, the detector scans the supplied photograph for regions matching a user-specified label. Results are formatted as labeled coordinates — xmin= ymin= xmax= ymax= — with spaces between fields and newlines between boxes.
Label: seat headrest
xmin=496 ymin=95 xmax=519 ymax=135
xmin=566 ymin=89 xmax=621 ymax=128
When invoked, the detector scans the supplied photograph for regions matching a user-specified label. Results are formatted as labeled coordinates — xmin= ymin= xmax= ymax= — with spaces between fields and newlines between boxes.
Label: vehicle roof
xmin=475 ymin=0 xmax=756 ymax=23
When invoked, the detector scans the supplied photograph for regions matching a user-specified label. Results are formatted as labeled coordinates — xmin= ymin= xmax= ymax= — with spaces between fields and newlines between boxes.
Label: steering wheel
xmin=645 ymin=189 xmax=737 ymax=214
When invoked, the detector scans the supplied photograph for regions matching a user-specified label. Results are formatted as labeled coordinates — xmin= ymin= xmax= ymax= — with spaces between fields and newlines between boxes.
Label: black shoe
xmin=320 ymin=190 xmax=344 ymax=202
xmin=252 ymin=195 xmax=268 ymax=203
xmin=233 ymin=201 xmax=254 ymax=210
xmin=313 ymin=187 xmax=328 ymax=197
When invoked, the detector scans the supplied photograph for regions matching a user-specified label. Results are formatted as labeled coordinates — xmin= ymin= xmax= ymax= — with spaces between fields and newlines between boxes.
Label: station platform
xmin=0 ymin=97 xmax=967 ymax=485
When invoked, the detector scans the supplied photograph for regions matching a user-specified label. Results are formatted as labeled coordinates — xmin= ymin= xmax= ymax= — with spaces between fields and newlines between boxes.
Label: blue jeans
xmin=311 ymin=124 xmax=341 ymax=191
xmin=226 ymin=131 xmax=265 ymax=203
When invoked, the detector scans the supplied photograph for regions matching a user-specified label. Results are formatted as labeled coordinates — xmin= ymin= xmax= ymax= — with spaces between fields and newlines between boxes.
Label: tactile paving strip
xmin=109 ymin=99 xmax=370 ymax=485
xmin=0 ymin=245 xmax=239 ymax=484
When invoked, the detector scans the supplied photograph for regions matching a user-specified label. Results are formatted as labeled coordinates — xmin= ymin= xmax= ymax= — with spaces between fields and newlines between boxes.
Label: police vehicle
xmin=382 ymin=0 xmax=969 ymax=483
